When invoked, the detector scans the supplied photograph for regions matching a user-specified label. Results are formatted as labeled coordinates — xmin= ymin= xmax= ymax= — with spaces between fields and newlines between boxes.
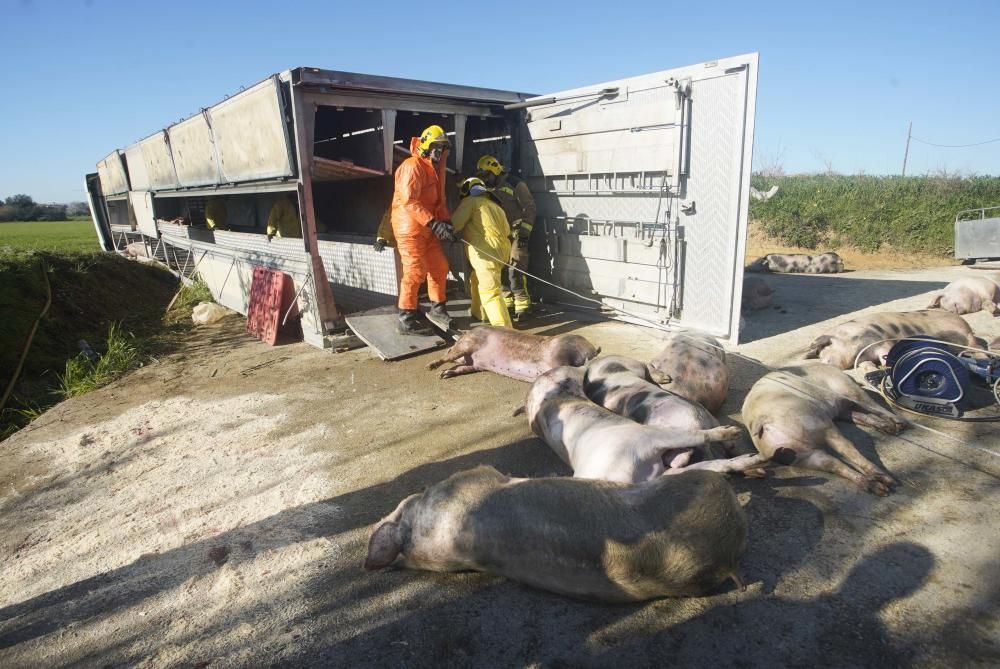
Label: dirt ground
xmin=744 ymin=223 xmax=958 ymax=270
xmin=1 ymin=265 xmax=999 ymax=668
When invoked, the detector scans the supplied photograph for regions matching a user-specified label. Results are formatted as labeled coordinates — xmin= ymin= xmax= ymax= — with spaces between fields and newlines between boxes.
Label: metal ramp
xmin=344 ymin=300 xmax=472 ymax=361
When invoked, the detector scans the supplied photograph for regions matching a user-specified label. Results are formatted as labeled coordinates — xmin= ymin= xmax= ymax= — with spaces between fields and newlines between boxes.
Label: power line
xmin=910 ymin=135 xmax=1000 ymax=148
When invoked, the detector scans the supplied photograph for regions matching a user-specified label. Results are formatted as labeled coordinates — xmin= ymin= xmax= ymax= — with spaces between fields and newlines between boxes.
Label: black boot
xmin=426 ymin=302 xmax=453 ymax=331
xmin=397 ymin=309 xmax=431 ymax=336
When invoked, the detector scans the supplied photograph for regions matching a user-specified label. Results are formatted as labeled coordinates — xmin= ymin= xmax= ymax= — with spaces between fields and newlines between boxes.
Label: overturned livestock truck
xmin=85 ymin=55 xmax=758 ymax=350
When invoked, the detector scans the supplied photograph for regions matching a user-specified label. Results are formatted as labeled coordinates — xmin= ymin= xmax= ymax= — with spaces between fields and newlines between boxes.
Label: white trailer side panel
xmin=123 ymin=144 xmax=151 ymax=191
xmin=128 ymin=190 xmax=158 ymax=238
xmin=138 ymin=133 xmax=180 ymax=190
xmin=208 ymin=78 xmax=295 ymax=183
xmin=170 ymin=114 xmax=221 ymax=187
xmin=97 ymin=151 xmax=129 ymax=196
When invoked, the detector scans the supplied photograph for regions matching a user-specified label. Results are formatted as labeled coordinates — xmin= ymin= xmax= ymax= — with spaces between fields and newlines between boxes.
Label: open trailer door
xmin=518 ymin=53 xmax=758 ymax=343
xmin=84 ymin=173 xmax=112 ymax=252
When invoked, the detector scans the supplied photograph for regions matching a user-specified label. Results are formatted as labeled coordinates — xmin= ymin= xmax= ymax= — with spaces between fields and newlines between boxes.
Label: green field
xmin=0 ymin=220 xmax=99 ymax=253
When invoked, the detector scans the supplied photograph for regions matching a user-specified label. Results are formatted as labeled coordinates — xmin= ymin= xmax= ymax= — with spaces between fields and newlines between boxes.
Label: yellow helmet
xmin=476 ymin=155 xmax=504 ymax=177
xmin=418 ymin=125 xmax=451 ymax=153
xmin=459 ymin=177 xmax=488 ymax=197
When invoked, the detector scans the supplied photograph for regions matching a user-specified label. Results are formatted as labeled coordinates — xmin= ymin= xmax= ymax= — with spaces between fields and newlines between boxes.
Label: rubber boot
xmin=483 ymin=297 xmax=513 ymax=329
xmin=426 ymin=302 xmax=453 ymax=332
xmin=397 ymin=309 xmax=431 ymax=336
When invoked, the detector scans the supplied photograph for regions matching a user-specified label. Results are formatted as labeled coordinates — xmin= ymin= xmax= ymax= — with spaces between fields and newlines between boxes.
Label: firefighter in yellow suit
xmin=451 ymin=177 xmax=513 ymax=328
xmin=205 ymin=198 xmax=228 ymax=230
xmin=266 ymin=196 xmax=302 ymax=240
xmin=475 ymin=155 xmax=536 ymax=320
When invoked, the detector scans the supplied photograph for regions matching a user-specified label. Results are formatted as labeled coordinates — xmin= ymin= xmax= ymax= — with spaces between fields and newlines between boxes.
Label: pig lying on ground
xmin=428 ymin=326 xmax=600 ymax=381
xmin=583 ymin=355 xmax=719 ymax=432
xmin=523 ymin=366 xmax=741 ymax=483
xmin=746 ymin=252 xmax=844 ymax=274
xmin=125 ymin=242 xmax=148 ymax=258
xmin=926 ymin=275 xmax=1000 ymax=316
xmin=805 ymin=309 xmax=979 ymax=369
xmin=742 ymin=275 xmax=775 ymax=311
xmin=364 ymin=465 xmax=747 ymax=602
xmin=649 ymin=331 xmax=730 ymax=413
xmin=742 ymin=363 xmax=907 ymax=496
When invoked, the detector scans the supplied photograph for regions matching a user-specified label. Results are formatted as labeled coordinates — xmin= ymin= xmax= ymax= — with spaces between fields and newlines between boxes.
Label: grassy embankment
xmin=0 ymin=220 xmax=211 ymax=439
xmin=749 ymin=175 xmax=1000 ymax=255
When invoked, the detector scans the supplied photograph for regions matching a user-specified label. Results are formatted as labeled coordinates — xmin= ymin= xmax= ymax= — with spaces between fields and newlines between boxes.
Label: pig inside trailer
xmin=85 ymin=55 xmax=758 ymax=354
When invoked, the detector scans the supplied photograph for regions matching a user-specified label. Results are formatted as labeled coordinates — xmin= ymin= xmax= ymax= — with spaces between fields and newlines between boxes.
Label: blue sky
xmin=2 ymin=0 xmax=997 ymax=203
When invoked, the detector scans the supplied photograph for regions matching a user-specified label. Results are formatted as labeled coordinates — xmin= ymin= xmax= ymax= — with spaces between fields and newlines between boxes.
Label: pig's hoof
xmin=712 ymin=426 xmax=743 ymax=442
xmin=864 ymin=478 xmax=892 ymax=496
xmin=872 ymin=471 xmax=897 ymax=487
xmin=440 ymin=369 xmax=455 ymax=379
xmin=742 ymin=468 xmax=768 ymax=479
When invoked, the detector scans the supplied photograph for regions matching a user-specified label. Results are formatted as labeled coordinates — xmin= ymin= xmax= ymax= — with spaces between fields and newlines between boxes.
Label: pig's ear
xmin=926 ymin=291 xmax=943 ymax=308
xmin=804 ymin=335 xmax=831 ymax=359
xmin=364 ymin=521 xmax=403 ymax=570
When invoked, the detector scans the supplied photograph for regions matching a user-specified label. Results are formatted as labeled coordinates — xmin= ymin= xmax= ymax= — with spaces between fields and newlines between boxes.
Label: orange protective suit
xmin=390 ymin=137 xmax=451 ymax=310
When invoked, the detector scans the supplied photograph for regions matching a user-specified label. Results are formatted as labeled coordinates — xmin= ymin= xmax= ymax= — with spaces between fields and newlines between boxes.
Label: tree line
xmin=0 ymin=194 xmax=90 ymax=222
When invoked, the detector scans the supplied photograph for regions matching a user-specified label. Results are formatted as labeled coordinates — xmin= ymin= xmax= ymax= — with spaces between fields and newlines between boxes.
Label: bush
xmin=36 ymin=204 xmax=68 ymax=221
xmin=0 ymin=195 xmax=71 ymax=222
xmin=67 ymin=202 xmax=91 ymax=217
xmin=4 ymin=194 xmax=39 ymax=221
xmin=749 ymin=175 xmax=1000 ymax=254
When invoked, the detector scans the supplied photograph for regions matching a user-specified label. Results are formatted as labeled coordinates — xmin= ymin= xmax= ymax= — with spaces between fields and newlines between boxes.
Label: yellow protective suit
xmin=266 ymin=198 xmax=302 ymax=239
xmin=376 ymin=207 xmax=396 ymax=247
xmin=451 ymin=193 xmax=512 ymax=328
xmin=205 ymin=199 xmax=228 ymax=230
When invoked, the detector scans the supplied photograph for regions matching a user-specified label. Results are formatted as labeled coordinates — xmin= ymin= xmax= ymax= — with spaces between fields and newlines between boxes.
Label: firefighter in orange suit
xmin=390 ymin=125 xmax=457 ymax=335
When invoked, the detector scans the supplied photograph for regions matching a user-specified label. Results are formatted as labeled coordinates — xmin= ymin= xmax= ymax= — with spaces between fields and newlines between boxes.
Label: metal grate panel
xmin=317 ymin=236 xmax=399 ymax=313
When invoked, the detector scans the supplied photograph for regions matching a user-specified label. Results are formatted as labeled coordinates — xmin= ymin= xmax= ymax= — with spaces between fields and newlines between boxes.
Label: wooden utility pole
xmin=902 ymin=121 xmax=912 ymax=176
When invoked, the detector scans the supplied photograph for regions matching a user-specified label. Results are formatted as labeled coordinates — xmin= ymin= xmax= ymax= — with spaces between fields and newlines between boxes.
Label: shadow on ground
xmin=740 ymin=275 xmax=947 ymax=343
xmin=4 ymin=426 xmax=996 ymax=667
xmin=0 ymin=439 xmax=562 ymax=652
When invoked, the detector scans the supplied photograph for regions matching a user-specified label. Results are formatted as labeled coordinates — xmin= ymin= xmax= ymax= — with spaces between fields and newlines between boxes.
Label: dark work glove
xmin=429 ymin=219 xmax=456 ymax=242
xmin=373 ymin=238 xmax=387 ymax=253
xmin=512 ymin=219 xmax=532 ymax=242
